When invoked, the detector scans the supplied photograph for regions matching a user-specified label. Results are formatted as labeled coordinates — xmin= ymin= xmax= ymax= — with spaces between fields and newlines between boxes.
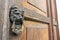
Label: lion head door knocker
xmin=9 ymin=6 xmax=24 ymax=35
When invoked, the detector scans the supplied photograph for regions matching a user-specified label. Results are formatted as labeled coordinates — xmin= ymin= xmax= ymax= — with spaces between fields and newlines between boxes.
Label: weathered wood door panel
xmin=27 ymin=28 xmax=48 ymax=40
xmin=25 ymin=21 xmax=49 ymax=40
xmin=0 ymin=0 xmax=59 ymax=40
xmin=23 ymin=0 xmax=47 ymax=16
xmin=8 ymin=0 xmax=49 ymax=40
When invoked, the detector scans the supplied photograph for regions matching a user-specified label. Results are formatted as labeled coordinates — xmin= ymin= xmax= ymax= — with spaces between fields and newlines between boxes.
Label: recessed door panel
xmin=27 ymin=28 xmax=49 ymax=40
xmin=22 ymin=0 xmax=47 ymax=16
xmin=24 ymin=20 xmax=49 ymax=40
xmin=28 ymin=0 xmax=47 ymax=12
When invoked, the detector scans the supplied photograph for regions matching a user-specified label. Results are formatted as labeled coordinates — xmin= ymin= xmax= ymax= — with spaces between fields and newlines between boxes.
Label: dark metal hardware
xmin=9 ymin=6 xmax=24 ymax=35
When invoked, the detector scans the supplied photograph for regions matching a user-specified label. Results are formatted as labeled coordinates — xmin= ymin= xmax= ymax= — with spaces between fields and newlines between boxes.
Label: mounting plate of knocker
xmin=9 ymin=5 xmax=24 ymax=35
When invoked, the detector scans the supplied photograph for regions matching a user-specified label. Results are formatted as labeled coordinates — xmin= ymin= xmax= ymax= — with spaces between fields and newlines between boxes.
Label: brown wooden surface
xmin=51 ymin=0 xmax=59 ymax=40
xmin=27 ymin=27 xmax=49 ymax=40
xmin=0 ymin=0 xmax=59 ymax=40
xmin=47 ymin=0 xmax=54 ymax=40
xmin=23 ymin=7 xmax=50 ymax=23
xmin=53 ymin=26 xmax=57 ymax=40
xmin=27 ymin=0 xmax=47 ymax=13
xmin=54 ymin=0 xmax=59 ymax=40
xmin=24 ymin=20 xmax=49 ymax=40
xmin=22 ymin=0 xmax=47 ymax=16
xmin=0 ymin=0 xmax=5 ymax=40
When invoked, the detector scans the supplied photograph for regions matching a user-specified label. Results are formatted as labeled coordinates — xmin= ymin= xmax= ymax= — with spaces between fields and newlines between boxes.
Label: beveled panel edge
xmin=26 ymin=25 xmax=48 ymax=29
xmin=27 ymin=2 xmax=46 ymax=13
xmin=23 ymin=7 xmax=50 ymax=24
xmin=27 ymin=0 xmax=47 ymax=13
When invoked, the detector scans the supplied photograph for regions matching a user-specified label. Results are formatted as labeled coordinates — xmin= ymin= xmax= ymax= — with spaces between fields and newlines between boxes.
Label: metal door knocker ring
xmin=9 ymin=6 xmax=24 ymax=35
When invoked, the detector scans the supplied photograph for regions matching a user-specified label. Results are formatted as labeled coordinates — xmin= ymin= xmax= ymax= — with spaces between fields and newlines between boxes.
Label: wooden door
xmin=0 ymin=0 xmax=59 ymax=40
xmin=9 ymin=0 xmax=49 ymax=40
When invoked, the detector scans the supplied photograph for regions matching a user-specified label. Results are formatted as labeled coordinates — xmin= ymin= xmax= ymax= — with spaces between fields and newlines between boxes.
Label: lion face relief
xmin=9 ymin=6 xmax=24 ymax=35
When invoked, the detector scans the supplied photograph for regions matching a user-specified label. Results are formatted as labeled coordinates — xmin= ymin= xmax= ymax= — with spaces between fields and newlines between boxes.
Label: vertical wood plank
xmin=53 ymin=26 xmax=57 ymax=40
xmin=54 ymin=0 xmax=59 ymax=40
xmin=22 ymin=27 xmax=26 ymax=40
xmin=50 ymin=0 xmax=59 ymax=40
xmin=47 ymin=0 xmax=54 ymax=40
xmin=1 ymin=0 xmax=9 ymax=40
xmin=0 ymin=0 xmax=5 ymax=40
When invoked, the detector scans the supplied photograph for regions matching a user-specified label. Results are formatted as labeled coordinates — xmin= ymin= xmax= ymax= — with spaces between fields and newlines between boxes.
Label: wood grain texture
xmin=26 ymin=27 xmax=49 ymax=40
xmin=53 ymin=26 xmax=57 ymax=40
xmin=24 ymin=20 xmax=49 ymax=40
xmin=23 ymin=7 xmax=50 ymax=23
xmin=51 ymin=0 xmax=56 ymax=19
xmin=0 ymin=0 xmax=5 ymax=40
xmin=53 ymin=19 xmax=57 ymax=26
xmin=47 ymin=0 xmax=54 ymax=40
xmin=0 ymin=0 xmax=59 ymax=40
xmin=27 ymin=0 xmax=47 ymax=13
xmin=22 ymin=0 xmax=47 ymax=16
xmin=24 ymin=20 xmax=48 ymax=28
xmin=1 ymin=0 xmax=10 ymax=40
xmin=53 ymin=0 xmax=59 ymax=40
